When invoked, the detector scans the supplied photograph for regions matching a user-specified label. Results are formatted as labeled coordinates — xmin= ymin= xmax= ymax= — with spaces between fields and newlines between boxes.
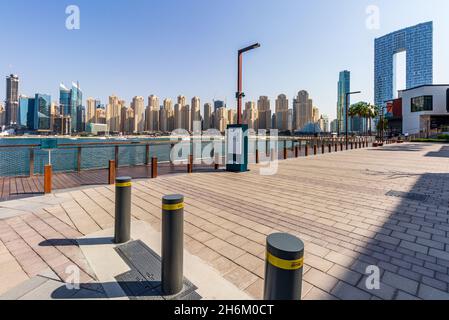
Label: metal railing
xmin=0 ymin=136 xmax=376 ymax=178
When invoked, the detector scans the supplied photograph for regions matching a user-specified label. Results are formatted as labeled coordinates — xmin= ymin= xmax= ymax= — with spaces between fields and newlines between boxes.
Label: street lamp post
xmin=236 ymin=43 xmax=260 ymax=125
xmin=345 ymin=91 xmax=361 ymax=148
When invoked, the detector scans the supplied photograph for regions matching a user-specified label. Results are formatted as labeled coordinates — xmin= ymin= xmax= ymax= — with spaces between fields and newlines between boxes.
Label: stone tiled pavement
xmin=1 ymin=142 xmax=449 ymax=300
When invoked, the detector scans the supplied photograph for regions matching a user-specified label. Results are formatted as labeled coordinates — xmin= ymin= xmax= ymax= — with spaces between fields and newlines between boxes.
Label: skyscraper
xmin=146 ymin=95 xmax=159 ymax=132
xmin=374 ymin=22 xmax=433 ymax=109
xmin=177 ymin=95 xmax=186 ymax=107
xmin=244 ymin=101 xmax=258 ymax=130
xmin=337 ymin=70 xmax=351 ymax=133
xmin=203 ymin=103 xmax=212 ymax=130
xmin=313 ymin=106 xmax=320 ymax=123
xmin=174 ymin=104 xmax=183 ymax=130
xmin=86 ymin=98 xmax=97 ymax=124
xmin=59 ymin=82 xmax=82 ymax=133
xmin=228 ymin=109 xmax=235 ymax=125
xmin=106 ymin=95 xmax=122 ymax=133
xmin=35 ymin=94 xmax=52 ymax=131
xmin=0 ymin=103 xmax=6 ymax=127
xmin=191 ymin=96 xmax=201 ymax=129
xmin=216 ymin=107 xmax=228 ymax=132
xmin=18 ymin=94 xmax=51 ymax=131
xmin=214 ymin=100 xmax=225 ymax=112
xmin=71 ymin=82 xmax=82 ymax=133
xmin=183 ymin=105 xmax=191 ymax=132
xmin=18 ymin=95 xmax=33 ymax=129
xmin=257 ymin=96 xmax=271 ymax=130
xmin=293 ymin=91 xmax=313 ymax=131
xmin=160 ymin=98 xmax=172 ymax=132
xmin=275 ymin=94 xmax=289 ymax=131
xmin=5 ymin=74 xmax=19 ymax=125
xmin=131 ymin=96 xmax=145 ymax=133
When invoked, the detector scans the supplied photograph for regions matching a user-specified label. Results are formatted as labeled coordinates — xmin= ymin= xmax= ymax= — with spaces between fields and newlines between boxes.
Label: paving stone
xmin=382 ymin=271 xmax=419 ymax=295
xmin=399 ymin=240 xmax=428 ymax=255
xmin=0 ymin=276 xmax=48 ymax=300
xmin=331 ymin=281 xmax=371 ymax=300
xmin=303 ymin=287 xmax=338 ymax=300
xmin=327 ymin=264 xmax=362 ymax=286
xmin=396 ymin=291 xmax=421 ymax=300
xmin=429 ymin=248 xmax=449 ymax=262
xmin=418 ymin=284 xmax=449 ymax=300
xmin=303 ymin=268 xmax=338 ymax=292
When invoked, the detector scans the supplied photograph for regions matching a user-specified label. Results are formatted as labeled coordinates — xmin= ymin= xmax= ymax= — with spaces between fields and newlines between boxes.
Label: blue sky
xmin=1 ymin=0 xmax=448 ymax=119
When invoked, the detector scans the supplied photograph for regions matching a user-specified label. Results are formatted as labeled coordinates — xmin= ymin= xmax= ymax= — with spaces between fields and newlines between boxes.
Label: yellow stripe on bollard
xmin=116 ymin=182 xmax=132 ymax=187
xmin=162 ymin=203 xmax=184 ymax=211
xmin=267 ymin=252 xmax=304 ymax=270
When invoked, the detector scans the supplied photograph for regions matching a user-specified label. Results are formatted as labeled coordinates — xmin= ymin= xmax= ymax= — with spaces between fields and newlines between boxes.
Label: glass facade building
xmin=18 ymin=94 xmax=51 ymax=131
xmin=374 ymin=22 xmax=433 ymax=110
xmin=337 ymin=70 xmax=351 ymax=133
xmin=59 ymin=82 xmax=83 ymax=133
xmin=34 ymin=94 xmax=51 ymax=131
xmin=18 ymin=96 xmax=34 ymax=128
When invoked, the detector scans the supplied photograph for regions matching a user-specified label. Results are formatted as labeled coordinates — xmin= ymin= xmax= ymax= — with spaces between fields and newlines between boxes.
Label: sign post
xmin=226 ymin=124 xmax=248 ymax=173
xmin=40 ymin=139 xmax=58 ymax=166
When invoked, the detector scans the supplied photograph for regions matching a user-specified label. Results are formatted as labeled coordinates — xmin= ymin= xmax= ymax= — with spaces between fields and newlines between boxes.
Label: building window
xmin=411 ymin=95 xmax=433 ymax=112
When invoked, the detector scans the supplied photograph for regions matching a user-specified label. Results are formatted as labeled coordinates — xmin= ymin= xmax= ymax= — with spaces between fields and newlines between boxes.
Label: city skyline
xmin=1 ymin=73 xmax=332 ymax=134
xmin=1 ymin=0 xmax=449 ymax=120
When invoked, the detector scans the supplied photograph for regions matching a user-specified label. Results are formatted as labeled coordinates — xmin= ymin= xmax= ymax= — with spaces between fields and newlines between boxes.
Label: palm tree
xmin=349 ymin=102 xmax=368 ymax=135
xmin=366 ymin=104 xmax=378 ymax=136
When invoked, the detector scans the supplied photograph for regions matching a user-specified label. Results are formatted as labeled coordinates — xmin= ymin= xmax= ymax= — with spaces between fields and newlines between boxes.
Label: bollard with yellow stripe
xmin=264 ymin=233 xmax=304 ymax=300
xmin=114 ymin=177 xmax=132 ymax=244
xmin=161 ymin=194 xmax=185 ymax=296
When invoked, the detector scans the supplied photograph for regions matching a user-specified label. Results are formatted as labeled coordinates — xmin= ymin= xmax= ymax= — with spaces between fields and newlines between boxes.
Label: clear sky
xmin=1 ymin=0 xmax=448 ymax=119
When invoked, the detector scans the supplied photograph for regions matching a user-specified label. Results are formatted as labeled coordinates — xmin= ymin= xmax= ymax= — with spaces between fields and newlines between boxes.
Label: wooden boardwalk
xmin=0 ymin=163 xmax=220 ymax=202
xmin=0 ymin=139 xmax=370 ymax=202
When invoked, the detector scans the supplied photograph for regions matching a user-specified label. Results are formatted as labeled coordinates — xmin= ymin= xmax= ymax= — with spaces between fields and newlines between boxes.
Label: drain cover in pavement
xmin=115 ymin=240 xmax=201 ymax=300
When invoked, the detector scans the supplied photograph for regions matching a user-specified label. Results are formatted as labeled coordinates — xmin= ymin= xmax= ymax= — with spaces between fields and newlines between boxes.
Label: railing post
xmin=114 ymin=177 xmax=132 ymax=244
xmin=295 ymin=145 xmax=299 ymax=158
xmin=322 ymin=144 xmax=325 ymax=154
xmin=264 ymin=233 xmax=304 ymax=300
xmin=115 ymin=146 xmax=119 ymax=168
xmin=109 ymin=160 xmax=116 ymax=185
xmin=215 ymin=153 xmax=220 ymax=169
xmin=256 ymin=149 xmax=260 ymax=164
xmin=313 ymin=144 xmax=317 ymax=156
xmin=305 ymin=144 xmax=309 ymax=157
xmin=335 ymin=143 xmax=338 ymax=152
xmin=328 ymin=144 xmax=331 ymax=153
xmin=145 ymin=144 xmax=150 ymax=165
xmin=77 ymin=146 xmax=82 ymax=172
xmin=162 ymin=194 xmax=184 ymax=296
xmin=283 ymin=144 xmax=288 ymax=160
xmin=187 ymin=154 xmax=193 ymax=173
xmin=340 ymin=143 xmax=343 ymax=151
xmin=29 ymin=148 xmax=34 ymax=177
xmin=151 ymin=157 xmax=158 ymax=179
xmin=44 ymin=165 xmax=52 ymax=194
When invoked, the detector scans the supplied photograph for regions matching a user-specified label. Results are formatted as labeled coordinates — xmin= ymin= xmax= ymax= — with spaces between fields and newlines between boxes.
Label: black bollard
xmin=114 ymin=177 xmax=132 ymax=244
xmin=162 ymin=194 xmax=184 ymax=296
xmin=264 ymin=233 xmax=304 ymax=300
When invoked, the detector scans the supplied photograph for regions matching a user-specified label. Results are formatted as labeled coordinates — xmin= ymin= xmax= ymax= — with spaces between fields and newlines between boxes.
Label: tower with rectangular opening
xmin=375 ymin=22 xmax=433 ymax=109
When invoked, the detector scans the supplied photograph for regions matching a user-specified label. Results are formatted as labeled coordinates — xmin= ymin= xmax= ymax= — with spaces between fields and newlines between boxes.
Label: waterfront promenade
xmin=1 ymin=142 xmax=449 ymax=300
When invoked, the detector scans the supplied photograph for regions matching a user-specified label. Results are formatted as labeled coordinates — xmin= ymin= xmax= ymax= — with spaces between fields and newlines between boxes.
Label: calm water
xmin=0 ymin=137 xmax=296 ymax=177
